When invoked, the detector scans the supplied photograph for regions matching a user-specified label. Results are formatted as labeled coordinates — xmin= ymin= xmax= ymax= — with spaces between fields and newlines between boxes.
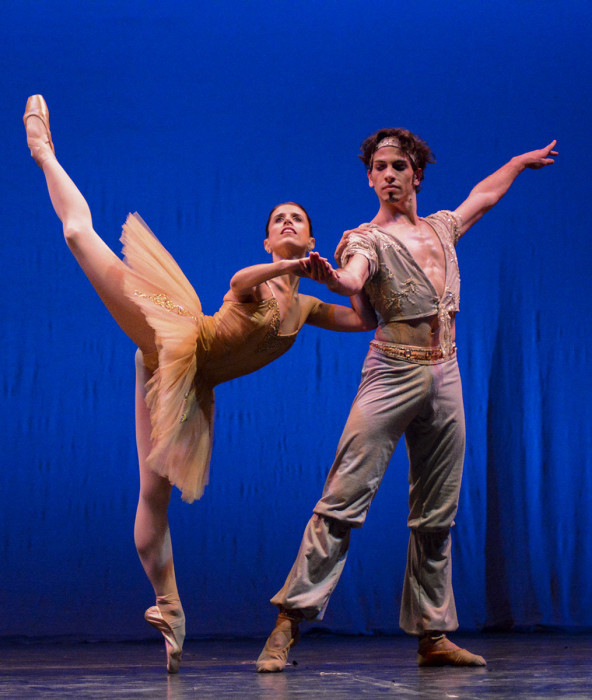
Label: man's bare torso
xmin=372 ymin=219 xmax=454 ymax=349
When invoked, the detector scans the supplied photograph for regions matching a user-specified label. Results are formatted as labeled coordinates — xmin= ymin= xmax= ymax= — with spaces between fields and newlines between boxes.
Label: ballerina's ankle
xmin=155 ymin=593 xmax=185 ymax=627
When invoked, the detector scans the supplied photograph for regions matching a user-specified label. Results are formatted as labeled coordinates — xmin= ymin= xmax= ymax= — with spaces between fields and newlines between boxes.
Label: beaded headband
xmin=375 ymin=137 xmax=402 ymax=151
xmin=372 ymin=136 xmax=417 ymax=170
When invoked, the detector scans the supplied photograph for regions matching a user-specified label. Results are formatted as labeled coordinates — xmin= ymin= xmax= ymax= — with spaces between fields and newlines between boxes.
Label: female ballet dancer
xmin=23 ymin=95 xmax=377 ymax=673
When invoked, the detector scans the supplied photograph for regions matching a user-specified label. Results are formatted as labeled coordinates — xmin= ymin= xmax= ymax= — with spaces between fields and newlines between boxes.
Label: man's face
xmin=367 ymin=147 xmax=420 ymax=204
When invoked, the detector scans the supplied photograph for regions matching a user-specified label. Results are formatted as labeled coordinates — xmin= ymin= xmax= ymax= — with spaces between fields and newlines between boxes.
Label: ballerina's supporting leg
xmin=135 ymin=352 xmax=185 ymax=673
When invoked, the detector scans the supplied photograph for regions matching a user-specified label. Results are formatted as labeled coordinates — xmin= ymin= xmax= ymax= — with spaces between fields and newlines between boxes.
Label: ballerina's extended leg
xmin=23 ymin=94 xmax=155 ymax=355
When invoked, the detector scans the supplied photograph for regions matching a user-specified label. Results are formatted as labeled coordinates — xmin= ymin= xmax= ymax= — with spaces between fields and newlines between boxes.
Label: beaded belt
xmin=370 ymin=340 xmax=456 ymax=365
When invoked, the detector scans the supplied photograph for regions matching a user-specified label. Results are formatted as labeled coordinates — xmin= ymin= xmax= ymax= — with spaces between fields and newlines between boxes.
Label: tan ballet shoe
xmin=23 ymin=94 xmax=55 ymax=166
xmin=256 ymin=611 xmax=302 ymax=673
xmin=417 ymin=633 xmax=486 ymax=667
xmin=145 ymin=604 xmax=185 ymax=674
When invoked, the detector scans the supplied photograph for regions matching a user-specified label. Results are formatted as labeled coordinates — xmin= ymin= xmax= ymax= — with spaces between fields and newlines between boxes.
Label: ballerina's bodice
xmin=197 ymin=297 xmax=298 ymax=387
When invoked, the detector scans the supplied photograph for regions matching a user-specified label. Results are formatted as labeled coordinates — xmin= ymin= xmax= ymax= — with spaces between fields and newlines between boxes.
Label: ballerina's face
xmin=265 ymin=203 xmax=315 ymax=258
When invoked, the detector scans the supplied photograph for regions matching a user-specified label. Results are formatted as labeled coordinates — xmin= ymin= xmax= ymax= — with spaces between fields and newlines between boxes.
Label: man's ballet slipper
xmin=256 ymin=611 xmax=302 ymax=673
xmin=418 ymin=633 xmax=486 ymax=667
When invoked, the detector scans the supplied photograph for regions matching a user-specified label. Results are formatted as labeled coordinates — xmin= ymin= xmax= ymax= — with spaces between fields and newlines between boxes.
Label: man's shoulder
xmin=344 ymin=224 xmax=380 ymax=245
xmin=421 ymin=210 xmax=463 ymax=243
xmin=422 ymin=209 xmax=457 ymax=222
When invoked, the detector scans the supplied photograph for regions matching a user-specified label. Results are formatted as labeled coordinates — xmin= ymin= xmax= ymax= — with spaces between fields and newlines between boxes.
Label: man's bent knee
xmin=314 ymin=513 xmax=350 ymax=539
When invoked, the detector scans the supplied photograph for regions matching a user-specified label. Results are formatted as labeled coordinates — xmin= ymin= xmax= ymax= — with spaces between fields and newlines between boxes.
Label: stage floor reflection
xmin=1 ymin=633 xmax=590 ymax=698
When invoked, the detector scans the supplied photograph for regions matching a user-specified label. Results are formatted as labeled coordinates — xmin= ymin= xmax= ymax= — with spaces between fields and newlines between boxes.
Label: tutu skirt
xmin=121 ymin=213 xmax=214 ymax=503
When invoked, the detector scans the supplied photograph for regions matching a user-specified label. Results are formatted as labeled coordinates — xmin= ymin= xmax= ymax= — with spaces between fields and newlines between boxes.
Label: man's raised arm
xmin=455 ymin=140 xmax=558 ymax=237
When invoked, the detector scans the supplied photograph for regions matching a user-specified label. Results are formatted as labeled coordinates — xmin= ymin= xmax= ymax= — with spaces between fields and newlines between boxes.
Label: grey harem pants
xmin=271 ymin=346 xmax=465 ymax=635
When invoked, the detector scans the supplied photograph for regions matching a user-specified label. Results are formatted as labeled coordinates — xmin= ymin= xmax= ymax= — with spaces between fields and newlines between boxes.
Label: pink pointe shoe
xmin=23 ymin=94 xmax=55 ymax=166
xmin=145 ymin=603 xmax=186 ymax=674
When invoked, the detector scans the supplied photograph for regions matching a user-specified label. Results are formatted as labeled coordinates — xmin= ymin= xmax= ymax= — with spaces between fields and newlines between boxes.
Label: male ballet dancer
xmin=256 ymin=128 xmax=557 ymax=670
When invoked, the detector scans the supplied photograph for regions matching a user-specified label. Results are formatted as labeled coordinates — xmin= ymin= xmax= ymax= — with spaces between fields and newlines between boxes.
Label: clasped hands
xmin=297 ymin=224 xmax=371 ymax=288
xmin=297 ymin=251 xmax=339 ymax=288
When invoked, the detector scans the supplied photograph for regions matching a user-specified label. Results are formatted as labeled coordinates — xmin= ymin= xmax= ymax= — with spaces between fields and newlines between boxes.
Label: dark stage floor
xmin=0 ymin=633 xmax=590 ymax=698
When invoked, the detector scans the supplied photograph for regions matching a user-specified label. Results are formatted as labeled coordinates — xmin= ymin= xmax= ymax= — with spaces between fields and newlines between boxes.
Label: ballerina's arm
xmin=300 ymin=252 xmax=377 ymax=331
xmin=228 ymin=258 xmax=304 ymax=300
xmin=304 ymin=294 xmax=377 ymax=332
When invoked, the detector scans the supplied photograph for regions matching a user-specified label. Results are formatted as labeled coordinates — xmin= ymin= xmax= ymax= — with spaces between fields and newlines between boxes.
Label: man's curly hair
xmin=359 ymin=128 xmax=436 ymax=191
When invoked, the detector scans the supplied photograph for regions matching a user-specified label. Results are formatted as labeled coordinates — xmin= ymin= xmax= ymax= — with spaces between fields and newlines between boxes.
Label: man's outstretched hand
xmin=519 ymin=140 xmax=558 ymax=169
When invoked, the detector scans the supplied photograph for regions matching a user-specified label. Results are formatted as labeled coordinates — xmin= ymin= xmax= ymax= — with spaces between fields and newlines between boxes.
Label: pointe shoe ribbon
xmin=145 ymin=605 xmax=185 ymax=674
xmin=256 ymin=612 xmax=301 ymax=673
xmin=23 ymin=95 xmax=55 ymax=156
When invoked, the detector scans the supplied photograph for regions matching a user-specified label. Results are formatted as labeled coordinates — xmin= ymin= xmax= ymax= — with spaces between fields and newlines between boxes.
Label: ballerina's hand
xmin=298 ymin=251 xmax=337 ymax=284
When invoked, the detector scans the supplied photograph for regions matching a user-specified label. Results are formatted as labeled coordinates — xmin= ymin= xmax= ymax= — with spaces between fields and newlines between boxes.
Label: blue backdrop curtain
xmin=2 ymin=0 xmax=590 ymax=639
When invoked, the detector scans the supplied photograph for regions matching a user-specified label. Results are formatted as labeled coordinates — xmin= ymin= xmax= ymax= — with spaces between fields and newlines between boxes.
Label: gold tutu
xmin=121 ymin=213 xmax=213 ymax=503
xmin=120 ymin=213 xmax=301 ymax=503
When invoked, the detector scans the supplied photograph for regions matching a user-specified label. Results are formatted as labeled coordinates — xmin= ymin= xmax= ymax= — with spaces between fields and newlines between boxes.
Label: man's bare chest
xmin=382 ymin=222 xmax=446 ymax=294
xmin=404 ymin=224 xmax=445 ymax=269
